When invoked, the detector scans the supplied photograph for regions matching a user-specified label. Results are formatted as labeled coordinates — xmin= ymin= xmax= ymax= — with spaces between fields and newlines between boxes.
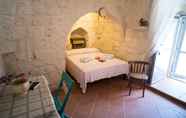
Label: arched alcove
xmin=68 ymin=27 xmax=88 ymax=49
xmin=66 ymin=11 xmax=125 ymax=55
xmin=71 ymin=28 xmax=87 ymax=37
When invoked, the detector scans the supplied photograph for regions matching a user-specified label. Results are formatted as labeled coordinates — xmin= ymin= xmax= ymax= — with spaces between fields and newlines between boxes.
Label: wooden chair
xmin=53 ymin=71 xmax=74 ymax=118
xmin=128 ymin=61 xmax=149 ymax=97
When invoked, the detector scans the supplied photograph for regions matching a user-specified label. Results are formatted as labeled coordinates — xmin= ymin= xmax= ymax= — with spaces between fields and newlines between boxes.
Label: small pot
xmin=12 ymin=81 xmax=29 ymax=95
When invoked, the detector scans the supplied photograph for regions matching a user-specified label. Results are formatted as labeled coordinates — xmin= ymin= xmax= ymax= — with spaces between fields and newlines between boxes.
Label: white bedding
xmin=66 ymin=48 xmax=129 ymax=93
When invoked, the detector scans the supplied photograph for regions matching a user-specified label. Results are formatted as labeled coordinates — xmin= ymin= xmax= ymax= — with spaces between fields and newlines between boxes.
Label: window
xmin=169 ymin=16 xmax=186 ymax=79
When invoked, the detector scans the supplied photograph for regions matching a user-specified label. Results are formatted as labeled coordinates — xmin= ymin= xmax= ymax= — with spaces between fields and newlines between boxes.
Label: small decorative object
xmin=95 ymin=55 xmax=106 ymax=62
xmin=98 ymin=7 xmax=107 ymax=18
xmin=95 ymin=56 xmax=101 ymax=60
xmin=98 ymin=58 xmax=106 ymax=62
xmin=139 ymin=18 xmax=149 ymax=27
xmin=12 ymin=74 xmax=29 ymax=95
xmin=175 ymin=11 xmax=186 ymax=19
xmin=0 ymin=74 xmax=13 ymax=85
xmin=29 ymin=81 xmax=40 ymax=90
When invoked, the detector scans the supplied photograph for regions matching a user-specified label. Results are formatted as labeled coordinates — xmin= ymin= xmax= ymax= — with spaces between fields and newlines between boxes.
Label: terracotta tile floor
xmin=63 ymin=77 xmax=186 ymax=118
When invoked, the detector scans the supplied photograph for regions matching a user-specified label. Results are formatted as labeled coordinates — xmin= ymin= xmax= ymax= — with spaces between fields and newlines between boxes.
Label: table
xmin=0 ymin=75 xmax=60 ymax=118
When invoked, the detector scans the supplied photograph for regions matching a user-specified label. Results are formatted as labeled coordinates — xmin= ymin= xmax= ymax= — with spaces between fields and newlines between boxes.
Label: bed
xmin=66 ymin=48 xmax=129 ymax=93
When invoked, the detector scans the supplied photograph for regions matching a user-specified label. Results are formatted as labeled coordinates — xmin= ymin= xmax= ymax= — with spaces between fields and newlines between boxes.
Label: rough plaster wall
xmin=100 ymin=0 xmax=152 ymax=60
xmin=67 ymin=0 xmax=152 ymax=60
xmin=0 ymin=56 xmax=5 ymax=77
xmin=66 ymin=12 xmax=125 ymax=56
xmin=0 ymin=0 xmax=127 ymax=75
xmin=0 ymin=0 xmax=152 ymax=78
xmin=0 ymin=0 xmax=16 ymax=53
xmin=66 ymin=12 xmax=97 ymax=49
xmin=92 ymin=15 xmax=125 ymax=54
xmin=0 ymin=0 xmax=16 ymax=76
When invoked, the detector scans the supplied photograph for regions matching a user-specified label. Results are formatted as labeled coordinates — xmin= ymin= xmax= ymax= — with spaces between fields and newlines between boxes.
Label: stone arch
xmin=63 ymin=7 xmax=125 ymax=50
xmin=71 ymin=27 xmax=88 ymax=37
xmin=65 ymin=10 xmax=125 ymax=51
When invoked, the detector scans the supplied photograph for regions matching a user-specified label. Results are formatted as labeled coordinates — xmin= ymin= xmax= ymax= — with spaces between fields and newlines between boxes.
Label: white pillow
xmin=66 ymin=48 xmax=100 ymax=56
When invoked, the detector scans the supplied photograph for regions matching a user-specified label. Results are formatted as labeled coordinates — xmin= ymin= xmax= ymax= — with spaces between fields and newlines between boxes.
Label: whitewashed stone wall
xmin=67 ymin=0 xmax=152 ymax=60
xmin=0 ymin=0 xmax=152 ymax=79
xmin=0 ymin=0 xmax=16 ymax=53
xmin=0 ymin=55 xmax=5 ymax=77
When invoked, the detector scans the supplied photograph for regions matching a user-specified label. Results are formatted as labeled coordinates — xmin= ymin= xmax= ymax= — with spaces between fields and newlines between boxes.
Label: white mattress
xmin=66 ymin=49 xmax=129 ymax=93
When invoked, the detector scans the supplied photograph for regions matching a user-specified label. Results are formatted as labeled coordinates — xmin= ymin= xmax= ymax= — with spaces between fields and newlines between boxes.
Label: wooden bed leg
xmin=123 ymin=74 xmax=127 ymax=79
xmin=81 ymin=82 xmax=87 ymax=94
xmin=82 ymin=88 xmax=86 ymax=94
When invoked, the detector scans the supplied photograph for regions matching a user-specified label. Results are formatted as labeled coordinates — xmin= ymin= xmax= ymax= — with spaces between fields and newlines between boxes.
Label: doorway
xmin=151 ymin=15 xmax=186 ymax=103
xmin=169 ymin=16 xmax=186 ymax=82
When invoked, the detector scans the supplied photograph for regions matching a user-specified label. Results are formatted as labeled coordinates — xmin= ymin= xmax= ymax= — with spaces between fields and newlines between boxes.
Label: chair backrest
xmin=53 ymin=71 xmax=74 ymax=115
xmin=128 ymin=61 xmax=149 ymax=74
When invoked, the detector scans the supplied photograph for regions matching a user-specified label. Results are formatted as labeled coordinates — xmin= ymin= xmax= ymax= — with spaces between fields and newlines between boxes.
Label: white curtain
xmin=147 ymin=0 xmax=186 ymax=57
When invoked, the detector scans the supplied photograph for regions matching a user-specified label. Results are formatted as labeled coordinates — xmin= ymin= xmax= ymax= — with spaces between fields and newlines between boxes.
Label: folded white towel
xmin=103 ymin=54 xmax=114 ymax=60
xmin=80 ymin=57 xmax=92 ymax=63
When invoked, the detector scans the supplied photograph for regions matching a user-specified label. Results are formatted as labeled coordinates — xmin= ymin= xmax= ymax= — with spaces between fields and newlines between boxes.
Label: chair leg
xmin=127 ymin=80 xmax=130 ymax=87
xmin=127 ymin=76 xmax=131 ymax=87
xmin=128 ymin=79 xmax=132 ymax=96
xmin=142 ymin=80 xmax=146 ymax=97
xmin=129 ymin=86 xmax=132 ymax=96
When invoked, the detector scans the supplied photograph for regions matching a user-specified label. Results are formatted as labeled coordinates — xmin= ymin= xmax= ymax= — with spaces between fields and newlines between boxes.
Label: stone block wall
xmin=0 ymin=55 xmax=5 ymax=77
xmin=66 ymin=12 xmax=98 ymax=49
xmin=0 ymin=0 xmax=16 ymax=53
xmin=66 ymin=0 xmax=152 ymax=60
xmin=0 ymin=0 xmax=152 ymax=79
